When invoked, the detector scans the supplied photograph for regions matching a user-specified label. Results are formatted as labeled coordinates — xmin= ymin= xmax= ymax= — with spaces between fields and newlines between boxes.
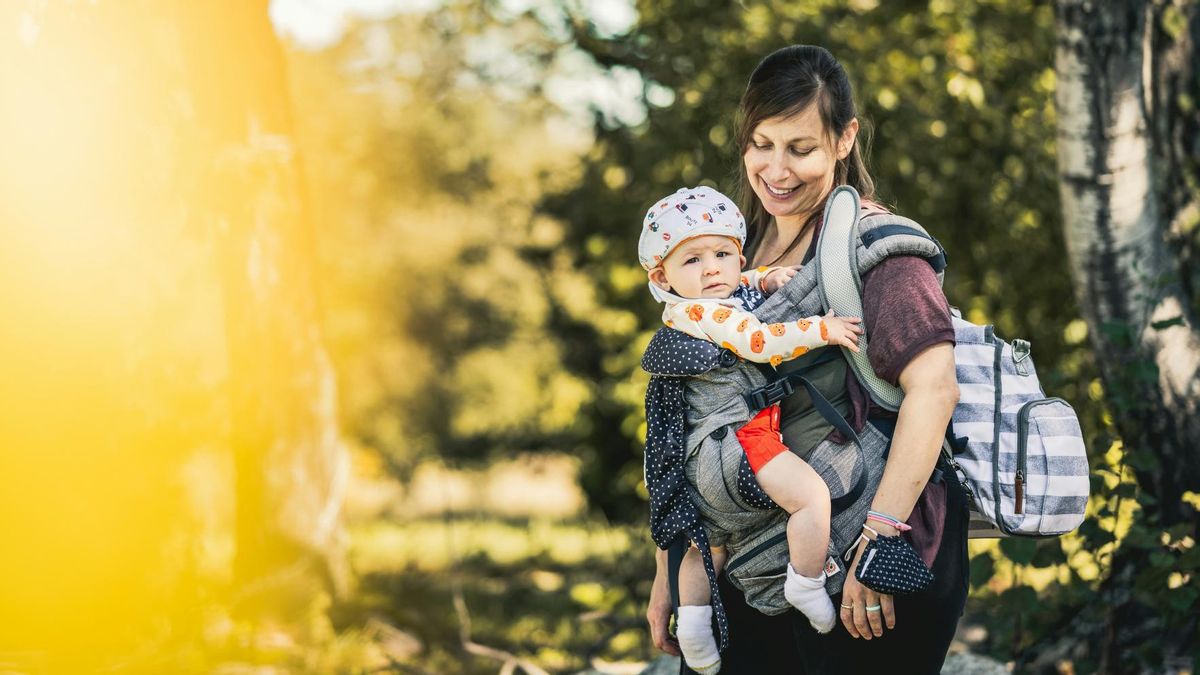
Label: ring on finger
xmin=840 ymin=603 xmax=853 ymax=610
xmin=865 ymin=604 xmax=882 ymax=612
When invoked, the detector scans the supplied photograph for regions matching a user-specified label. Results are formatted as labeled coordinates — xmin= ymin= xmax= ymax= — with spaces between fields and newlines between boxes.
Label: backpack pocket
xmin=1006 ymin=397 xmax=1090 ymax=535
xmin=724 ymin=516 xmax=791 ymax=616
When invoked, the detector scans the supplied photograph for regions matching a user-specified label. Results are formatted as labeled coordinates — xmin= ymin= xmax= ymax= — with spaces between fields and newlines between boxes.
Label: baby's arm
xmin=664 ymin=302 xmax=862 ymax=366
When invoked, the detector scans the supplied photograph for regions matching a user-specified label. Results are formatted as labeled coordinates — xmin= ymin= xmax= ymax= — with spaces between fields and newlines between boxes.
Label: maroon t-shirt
xmin=801 ymin=208 xmax=954 ymax=564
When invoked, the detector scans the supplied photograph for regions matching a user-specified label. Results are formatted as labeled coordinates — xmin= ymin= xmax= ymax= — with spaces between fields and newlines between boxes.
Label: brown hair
xmin=733 ymin=45 xmax=876 ymax=261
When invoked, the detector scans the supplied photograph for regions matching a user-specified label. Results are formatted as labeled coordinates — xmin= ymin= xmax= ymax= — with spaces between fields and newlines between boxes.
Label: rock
xmin=637 ymin=656 xmax=680 ymax=674
xmin=629 ymin=650 xmax=1005 ymax=674
xmin=941 ymin=651 xmax=1009 ymax=674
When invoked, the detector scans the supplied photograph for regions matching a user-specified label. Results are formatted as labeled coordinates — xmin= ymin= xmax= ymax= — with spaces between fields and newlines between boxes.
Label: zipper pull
xmin=1014 ymin=470 xmax=1024 ymax=514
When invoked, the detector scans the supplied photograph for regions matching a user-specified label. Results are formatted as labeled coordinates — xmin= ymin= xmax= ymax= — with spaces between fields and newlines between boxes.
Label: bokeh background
xmin=0 ymin=1 xmax=1196 ymax=673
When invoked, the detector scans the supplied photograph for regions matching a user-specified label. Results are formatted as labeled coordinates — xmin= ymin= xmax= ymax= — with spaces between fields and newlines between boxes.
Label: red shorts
xmin=735 ymin=403 xmax=789 ymax=473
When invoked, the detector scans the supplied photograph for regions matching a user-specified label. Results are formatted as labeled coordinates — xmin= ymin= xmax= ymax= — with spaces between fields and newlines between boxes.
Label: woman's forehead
xmin=752 ymin=105 xmax=826 ymax=140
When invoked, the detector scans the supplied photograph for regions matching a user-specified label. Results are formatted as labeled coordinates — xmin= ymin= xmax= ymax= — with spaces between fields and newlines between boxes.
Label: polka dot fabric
xmin=641 ymin=281 xmax=777 ymax=651
xmin=854 ymin=534 xmax=935 ymax=595
xmin=643 ymin=368 xmax=730 ymax=650
xmin=736 ymin=454 xmax=776 ymax=509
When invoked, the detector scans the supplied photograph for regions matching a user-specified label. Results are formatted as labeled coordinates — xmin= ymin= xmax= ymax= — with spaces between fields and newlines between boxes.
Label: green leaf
xmin=1029 ymin=541 xmax=1067 ymax=568
xmin=970 ymin=551 xmax=996 ymax=589
xmin=1000 ymin=537 xmax=1038 ymax=565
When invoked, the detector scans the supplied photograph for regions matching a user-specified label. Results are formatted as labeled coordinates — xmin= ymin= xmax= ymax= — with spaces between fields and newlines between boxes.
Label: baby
xmin=638 ymin=186 xmax=863 ymax=674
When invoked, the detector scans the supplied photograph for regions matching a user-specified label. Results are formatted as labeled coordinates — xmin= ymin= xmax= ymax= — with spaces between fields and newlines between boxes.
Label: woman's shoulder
xmin=859 ymin=197 xmax=892 ymax=217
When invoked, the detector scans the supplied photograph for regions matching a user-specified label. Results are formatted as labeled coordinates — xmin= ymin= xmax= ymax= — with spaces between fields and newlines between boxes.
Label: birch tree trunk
xmin=1056 ymin=1 xmax=1199 ymax=668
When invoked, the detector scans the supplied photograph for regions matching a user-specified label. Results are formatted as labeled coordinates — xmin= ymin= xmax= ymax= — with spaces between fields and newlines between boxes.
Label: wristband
xmin=866 ymin=510 xmax=912 ymax=532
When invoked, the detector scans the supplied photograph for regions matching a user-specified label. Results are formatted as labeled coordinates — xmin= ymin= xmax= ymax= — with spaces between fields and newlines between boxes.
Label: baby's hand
xmin=762 ymin=266 xmax=801 ymax=294
xmin=821 ymin=310 xmax=864 ymax=353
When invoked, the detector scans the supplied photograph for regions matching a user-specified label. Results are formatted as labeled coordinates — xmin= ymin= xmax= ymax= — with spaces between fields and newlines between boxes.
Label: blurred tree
xmin=1056 ymin=1 xmax=1199 ymax=669
xmin=284 ymin=4 xmax=609 ymax=492
xmin=0 ymin=0 xmax=347 ymax=668
xmin=179 ymin=1 xmax=350 ymax=600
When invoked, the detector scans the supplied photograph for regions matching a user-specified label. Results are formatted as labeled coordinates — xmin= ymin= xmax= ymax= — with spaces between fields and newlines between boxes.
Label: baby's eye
xmin=715 ymin=251 xmax=731 ymax=258
xmin=684 ymin=256 xmax=700 ymax=264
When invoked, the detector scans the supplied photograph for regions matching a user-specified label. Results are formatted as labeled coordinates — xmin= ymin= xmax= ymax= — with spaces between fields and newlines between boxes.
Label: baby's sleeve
xmin=663 ymin=301 xmax=828 ymax=366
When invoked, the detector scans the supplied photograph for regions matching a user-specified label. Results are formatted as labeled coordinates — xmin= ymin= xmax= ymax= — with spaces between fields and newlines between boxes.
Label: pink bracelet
xmin=866 ymin=513 xmax=912 ymax=532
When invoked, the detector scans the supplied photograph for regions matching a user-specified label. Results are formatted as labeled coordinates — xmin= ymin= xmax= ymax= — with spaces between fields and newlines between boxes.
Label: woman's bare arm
xmin=839 ymin=342 xmax=958 ymax=639
xmin=647 ymin=547 xmax=680 ymax=655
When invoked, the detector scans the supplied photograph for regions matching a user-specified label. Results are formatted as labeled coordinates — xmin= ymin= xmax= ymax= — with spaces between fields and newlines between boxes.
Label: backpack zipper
xmin=1015 ymin=397 xmax=1067 ymax=517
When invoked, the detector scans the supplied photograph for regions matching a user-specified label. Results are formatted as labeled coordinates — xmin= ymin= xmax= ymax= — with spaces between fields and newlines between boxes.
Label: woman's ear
xmin=648 ymin=267 xmax=671 ymax=290
xmin=837 ymin=118 xmax=860 ymax=160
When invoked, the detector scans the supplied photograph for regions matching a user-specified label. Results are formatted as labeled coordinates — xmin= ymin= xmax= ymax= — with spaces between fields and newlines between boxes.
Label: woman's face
xmin=742 ymin=105 xmax=858 ymax=226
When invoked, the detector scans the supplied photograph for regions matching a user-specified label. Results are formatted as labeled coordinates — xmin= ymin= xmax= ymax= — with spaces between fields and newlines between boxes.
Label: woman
xmin=645 ymin=45 xmax=969 ymax=674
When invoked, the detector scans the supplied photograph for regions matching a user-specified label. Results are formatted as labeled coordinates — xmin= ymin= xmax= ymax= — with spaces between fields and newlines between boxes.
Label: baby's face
xmin=650 ymin=235 xmax=745 ymax=300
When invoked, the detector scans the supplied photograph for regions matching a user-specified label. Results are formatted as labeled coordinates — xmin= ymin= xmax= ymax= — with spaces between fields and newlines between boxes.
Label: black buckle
xmin=744 ymin=377 xmax=794 ymax=411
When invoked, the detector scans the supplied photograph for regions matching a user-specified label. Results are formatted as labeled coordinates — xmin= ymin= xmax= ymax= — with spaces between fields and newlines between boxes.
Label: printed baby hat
xmin=637 ymin=186 xmax=746 ymax=271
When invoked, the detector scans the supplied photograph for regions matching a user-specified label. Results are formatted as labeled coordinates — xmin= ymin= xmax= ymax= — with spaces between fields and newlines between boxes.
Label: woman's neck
xmin=754 ymin=211 xmax=816 ymax=267
xmin=773 ymin=212 xmax=811 ymax=240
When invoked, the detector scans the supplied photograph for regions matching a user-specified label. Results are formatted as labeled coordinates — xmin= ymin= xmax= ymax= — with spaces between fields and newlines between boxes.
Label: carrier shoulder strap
xmin=813 ymin=186 xmax=946 ymax=412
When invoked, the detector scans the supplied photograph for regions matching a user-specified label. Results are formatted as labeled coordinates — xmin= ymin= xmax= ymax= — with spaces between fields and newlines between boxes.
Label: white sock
xmin=784 ymin=563 xmax=836 ymax=634
xmin=675 ymin=605 xmax=721 ymax=675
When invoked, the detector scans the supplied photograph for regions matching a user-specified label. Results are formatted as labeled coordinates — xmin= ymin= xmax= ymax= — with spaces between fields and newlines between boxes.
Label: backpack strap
xmin=860 ymin=224 xmax=948 ymax=274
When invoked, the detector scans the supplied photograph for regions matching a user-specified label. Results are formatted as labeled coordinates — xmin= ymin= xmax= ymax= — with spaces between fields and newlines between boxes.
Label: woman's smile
xmin=762 ymin=179 xmax=801 ymax=199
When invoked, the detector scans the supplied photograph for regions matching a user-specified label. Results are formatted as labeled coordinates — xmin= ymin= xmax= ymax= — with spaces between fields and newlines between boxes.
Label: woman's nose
xmin=765 ymin=152 xmax=791 ymax=181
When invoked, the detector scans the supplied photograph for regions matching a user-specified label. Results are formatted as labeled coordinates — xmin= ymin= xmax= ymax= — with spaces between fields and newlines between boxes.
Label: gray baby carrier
xmin=650 ymin=188 xmax=950 ymax=615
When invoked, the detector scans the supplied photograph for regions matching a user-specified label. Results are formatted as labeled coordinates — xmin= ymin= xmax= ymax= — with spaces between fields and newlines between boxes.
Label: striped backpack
xmin=816 ymin=186 xmax=1091 ymax=537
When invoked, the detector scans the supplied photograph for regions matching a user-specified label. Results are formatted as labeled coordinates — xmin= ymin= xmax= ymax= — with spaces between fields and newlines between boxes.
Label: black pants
xmin=681 ymin=458 xmax=970 ymax=675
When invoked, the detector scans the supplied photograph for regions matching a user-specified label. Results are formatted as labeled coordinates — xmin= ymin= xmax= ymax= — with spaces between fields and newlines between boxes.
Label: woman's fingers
xmin=881 ymin=593 xmax=897 ymax=630
xmin=648 ymin=611 xmax=680 ymax=655
xmin=838 ymin=601 xmax=859 ymax=638
xmin=863 ymin=589 xmax=885 ymax=637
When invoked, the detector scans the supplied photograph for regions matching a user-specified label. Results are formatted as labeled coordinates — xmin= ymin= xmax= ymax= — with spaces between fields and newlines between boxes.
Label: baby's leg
xmin=755 ymin=454 xmax=836 ymax=633
xmin=755 ymin=453 xmax=831 ymax=576
xmin=676 ymin=544 xmax=724 ymax=675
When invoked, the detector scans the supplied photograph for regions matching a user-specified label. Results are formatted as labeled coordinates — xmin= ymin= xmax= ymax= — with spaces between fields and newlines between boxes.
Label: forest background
xmin=0 ymin=0 xmax=1197 ymax=674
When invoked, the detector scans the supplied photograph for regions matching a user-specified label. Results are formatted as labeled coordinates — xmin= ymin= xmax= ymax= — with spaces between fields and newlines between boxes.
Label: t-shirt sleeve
xmin=861 ymin=256 xmax=955 ymax=386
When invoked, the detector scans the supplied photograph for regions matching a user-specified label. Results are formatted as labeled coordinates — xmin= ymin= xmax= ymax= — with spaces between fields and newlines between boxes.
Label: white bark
xmin=1056 ymin=0 xmax=1200 ymax=510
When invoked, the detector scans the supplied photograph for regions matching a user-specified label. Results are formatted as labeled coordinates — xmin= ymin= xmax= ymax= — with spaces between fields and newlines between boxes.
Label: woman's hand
xmin=647 ymin=549 xmax=681 ymax=656
xmin=838 ymin=527 xmax=897 ymax=639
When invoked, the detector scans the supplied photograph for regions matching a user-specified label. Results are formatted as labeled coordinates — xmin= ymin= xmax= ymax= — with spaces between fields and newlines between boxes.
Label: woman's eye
xmin=791 ymin=147 xmax=815 ymax=157
xmin=753 ymin=142 xmax=771 ymax=151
